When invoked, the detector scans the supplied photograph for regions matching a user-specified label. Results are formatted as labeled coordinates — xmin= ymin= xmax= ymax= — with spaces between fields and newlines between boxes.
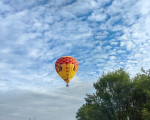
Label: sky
xmin=0 ymin=0 xmax=150 ymax=119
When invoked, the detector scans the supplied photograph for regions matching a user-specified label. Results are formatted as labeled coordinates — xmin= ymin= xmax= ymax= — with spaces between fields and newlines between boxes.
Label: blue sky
xmin=0 ymin=0 xmax=150 ymax=119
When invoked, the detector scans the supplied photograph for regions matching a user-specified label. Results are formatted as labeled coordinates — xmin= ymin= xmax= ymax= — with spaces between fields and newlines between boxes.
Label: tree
xmin=76 ymin=68 xmax=150 ymax=120
xmin=131 ymin=69 xmax=150 ymax=120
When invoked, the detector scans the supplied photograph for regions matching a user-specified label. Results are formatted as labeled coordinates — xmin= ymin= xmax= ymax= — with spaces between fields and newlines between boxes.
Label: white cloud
xmin=0 ymin=1 xmax=11 ymax=12
xmin=0 ymin=82 xmax=93 ymax=120
xmin=137 ymin=0 xmax=150 ymax=15
xmin=110 ymin=56 xmax=116 ymax=60
xmin=0 ymin=0 xmax=150 ymax=91
xmin=88 ymin=12 xmax=107 ymax=21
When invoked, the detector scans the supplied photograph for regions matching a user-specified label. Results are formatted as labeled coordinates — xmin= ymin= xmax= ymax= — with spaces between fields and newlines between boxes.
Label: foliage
xmin=76 ymin=68 xmax=150 ymax=120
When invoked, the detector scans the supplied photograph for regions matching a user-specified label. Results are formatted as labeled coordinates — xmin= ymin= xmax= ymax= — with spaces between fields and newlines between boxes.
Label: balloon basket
xmin=66 ymin=83 xmax=69 ymax=87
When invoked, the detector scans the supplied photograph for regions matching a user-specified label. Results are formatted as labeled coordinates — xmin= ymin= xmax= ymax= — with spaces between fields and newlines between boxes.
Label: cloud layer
xmin=0 ymin=82 xmax=92 ymax=120
xmin=1 ymin=0 xmax=150 ymax=90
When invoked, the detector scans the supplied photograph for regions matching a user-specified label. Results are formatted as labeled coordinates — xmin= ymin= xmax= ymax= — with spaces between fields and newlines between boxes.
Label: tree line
xmin=76 ymin=68 xmax=150 ymax=120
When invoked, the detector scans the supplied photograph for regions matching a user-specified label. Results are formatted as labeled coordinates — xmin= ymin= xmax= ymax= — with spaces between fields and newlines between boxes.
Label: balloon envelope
xmin=55 ymin=56 xmax=79 ymax=85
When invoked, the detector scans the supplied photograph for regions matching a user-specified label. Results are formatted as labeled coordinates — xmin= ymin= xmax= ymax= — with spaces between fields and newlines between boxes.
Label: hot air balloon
xmin=55 ymin=56 xmax=79 ymax=87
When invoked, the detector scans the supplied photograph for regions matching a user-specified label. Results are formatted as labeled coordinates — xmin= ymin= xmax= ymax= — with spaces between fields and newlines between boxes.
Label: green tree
xmin=130 ymin=69 xmax=150 ymax=120
xmin=76 ymin=68 xmax=150 ymax=120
